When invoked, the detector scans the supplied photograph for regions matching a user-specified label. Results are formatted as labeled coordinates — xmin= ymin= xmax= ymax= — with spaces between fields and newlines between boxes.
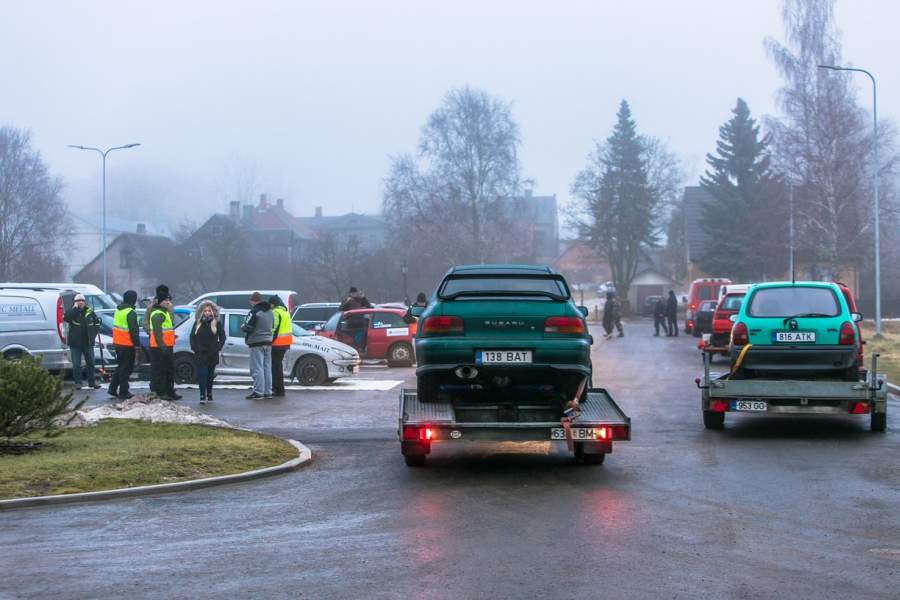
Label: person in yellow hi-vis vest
xmin=108 ymin=290 xmax=140 ymax=399
xmin=269 ymin=295 xmax=293 ymax=396
xmin=144 ymin=284 xmax=181 ymax=401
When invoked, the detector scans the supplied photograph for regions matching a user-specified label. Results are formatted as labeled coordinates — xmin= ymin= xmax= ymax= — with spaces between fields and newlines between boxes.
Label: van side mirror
xmin=729 ymin=314 xmax=738 ymax=323
xmin=851 ymin=312 xmax=863 ymax=323
xmin=578 ymin=306 xmax=589 ymax=317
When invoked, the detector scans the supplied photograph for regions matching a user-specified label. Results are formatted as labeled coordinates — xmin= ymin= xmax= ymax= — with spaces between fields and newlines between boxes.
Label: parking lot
xmin=2 ymin=321 xmax=898 ymax=599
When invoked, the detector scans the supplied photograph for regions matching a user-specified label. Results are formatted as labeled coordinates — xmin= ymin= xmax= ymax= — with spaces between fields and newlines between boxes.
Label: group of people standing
xmin=653 ymin=290 xmax=680 ymax=337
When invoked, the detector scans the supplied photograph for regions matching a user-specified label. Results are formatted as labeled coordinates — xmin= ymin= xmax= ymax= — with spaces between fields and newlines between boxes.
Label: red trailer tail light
xmin=421 ymin=316 xmax=464 ymax=336
xmin=544 ymin=316 xmax=585 ymax=335
xmin=839 ymin=322 xmax=855 ymax=345
xmin=709 ymin=400 xmax=729 ymax=413
xmin=849 ymin=402 xmax=870 ymax=414
xmin=56 ymin=297 xmax=66 ymax=344
xmin=402 ymin=426 xmax=435 ymax=441
xmin=732 ymin=322 xmax=749 ymax=346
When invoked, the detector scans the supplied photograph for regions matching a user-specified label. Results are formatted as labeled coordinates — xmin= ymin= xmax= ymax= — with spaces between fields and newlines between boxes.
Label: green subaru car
xmin=412 ymin=265 xmax=592 ymax=407
xmin=730 ymin=281 xmax=863 ymax=380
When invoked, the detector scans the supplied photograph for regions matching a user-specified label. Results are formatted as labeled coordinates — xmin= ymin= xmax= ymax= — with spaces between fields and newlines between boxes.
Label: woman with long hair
xmin=189 ymin=301 xmax=226 ymax=403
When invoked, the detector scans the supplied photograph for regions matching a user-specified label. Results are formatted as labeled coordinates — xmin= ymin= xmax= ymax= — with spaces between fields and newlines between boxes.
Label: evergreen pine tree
xmin=698 ymin=98 xmax=784 ymax=280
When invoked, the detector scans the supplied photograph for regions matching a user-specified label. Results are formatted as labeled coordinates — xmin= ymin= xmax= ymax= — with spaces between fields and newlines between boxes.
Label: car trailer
xmin=398 ymin=387 xmax=631 ymax=466
xmin=697 ymin=352 xmax=888 ymax=432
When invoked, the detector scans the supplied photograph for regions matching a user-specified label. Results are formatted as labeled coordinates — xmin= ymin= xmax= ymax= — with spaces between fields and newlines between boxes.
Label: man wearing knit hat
xmin=108 ymin=290 xmax=141 ymax=399
xmin=146 ymin=284 xmax=182 ymax=401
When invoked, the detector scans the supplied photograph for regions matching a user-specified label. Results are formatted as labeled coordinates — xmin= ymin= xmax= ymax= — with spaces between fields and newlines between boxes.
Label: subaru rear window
xmin=439 ymin=276 xmax=569 ymax=300
xmin=747 ymin=287 xmax=840 ymax=318
xmin=720 ymin=295 xmax=743 ymax=311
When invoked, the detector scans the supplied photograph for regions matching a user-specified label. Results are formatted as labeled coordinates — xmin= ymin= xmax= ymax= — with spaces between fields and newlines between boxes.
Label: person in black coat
xmin=64 ymin=294 xmax=101 ymax=389
xmin=666 ymin=290 xmax=679 ymax=337
xmin=653 ymin=297 xmax=667 ymax=336
xmin=189 ymin=301 xmax=226 ymax=403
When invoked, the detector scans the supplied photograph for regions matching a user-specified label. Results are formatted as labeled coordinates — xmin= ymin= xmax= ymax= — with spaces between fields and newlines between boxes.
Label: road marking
xmin=123 ymin=379 xmax=404 ymax=392
xmin=868 ymin=548 xmax=900 ymax=560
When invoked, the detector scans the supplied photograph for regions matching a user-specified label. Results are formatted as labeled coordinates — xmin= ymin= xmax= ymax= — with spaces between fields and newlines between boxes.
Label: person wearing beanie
xmin=108 ymin=290 xmax=141 ymax=399
xmin=339 ymin=286 xmax=373 ymax=352
xmin=241 ymin=292 xmax=274 ymax=399
xmin=64 ymin=293 xmax=101 ymax=389
xmin=145 ymin=284 xmax=181 ymax=401
xmin=269 ymin=295 xmax=292 ymax=397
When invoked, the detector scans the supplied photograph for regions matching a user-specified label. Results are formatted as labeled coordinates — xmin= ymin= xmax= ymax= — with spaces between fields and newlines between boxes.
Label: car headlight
xmin=334 ymin=348 xmax=355 ymax=359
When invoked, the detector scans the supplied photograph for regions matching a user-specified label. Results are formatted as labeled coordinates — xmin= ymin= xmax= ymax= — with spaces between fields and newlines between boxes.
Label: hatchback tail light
xmin=544 ymin=316 xmax=585 ymax=335
xmin=839 ymin=322 xmax=855 ymax=345
xmin=421 ymin=316 xmax=464 ymax=336
xmin=56 ymin=297 xmax=66 ymax=344
xmin=732 ymin=322 xmax=749 ymax=346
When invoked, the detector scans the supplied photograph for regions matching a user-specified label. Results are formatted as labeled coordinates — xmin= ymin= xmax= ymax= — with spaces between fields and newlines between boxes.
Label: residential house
xmin=73 ymin=231 xmax=175 ymax=299
xmin=66 ymin=214 xmax=173 ymax=280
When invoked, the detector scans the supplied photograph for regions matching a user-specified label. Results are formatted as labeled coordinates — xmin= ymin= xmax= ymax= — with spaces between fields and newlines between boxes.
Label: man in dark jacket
xmin=65 ymin=294 xmax=102 ymax=389
xmin=108 ymin=290 xmax=140 ymax=399
xmin=340 ymin=287 xmax=373 ymax=311
xmin=666 ymin=290 xmax=679 ymax=337
xmin=340 ymin=287 xmax=373 ymax=351
xmin=603 ymin=292 xmax=624 ymax=339
xmin=653 ymin=297 xmax=667 ymax=337
xmin=242 ymin=292 xmax=274 ymax=399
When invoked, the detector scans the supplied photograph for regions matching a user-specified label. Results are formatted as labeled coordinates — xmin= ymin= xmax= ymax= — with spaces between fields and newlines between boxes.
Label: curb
xmin=0 ymin=439 xmax=311 ymax=511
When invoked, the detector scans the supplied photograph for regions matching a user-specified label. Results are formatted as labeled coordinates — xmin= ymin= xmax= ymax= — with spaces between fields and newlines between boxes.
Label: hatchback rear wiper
xmin=781 ymin=313 xmax=831 ymax=324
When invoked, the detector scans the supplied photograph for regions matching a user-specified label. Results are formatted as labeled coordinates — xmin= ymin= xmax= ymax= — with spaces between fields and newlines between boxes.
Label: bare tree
xmin=0 ymin=127 xmax=69 ymax=281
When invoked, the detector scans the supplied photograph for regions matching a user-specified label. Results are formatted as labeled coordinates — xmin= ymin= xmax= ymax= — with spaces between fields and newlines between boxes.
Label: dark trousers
xmin=109 ymin=346 xmax=135 ymax=396
xmin=70 ymin=346 xmax=95 ymax=386
xmin=272 ymin=345 xmax=287 ymax=394
xmin=150 ymin=347 xmax=175 ymax=396
xmin=667 ymin=315 xmax=678 ymax=336
xmin=197 ymin=362 xmax=216 ymax=398
xmin=654 ymin=315 xmax=666 ymax=335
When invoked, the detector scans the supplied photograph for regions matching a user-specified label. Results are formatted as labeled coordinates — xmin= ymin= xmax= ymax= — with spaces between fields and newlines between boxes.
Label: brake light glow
xmin=710 ymin=400 xmax=729 ymax=413
xmin=732 ymin=322 xmax=749 ymax=346
xmin=402 ymin=426 xmax=435 ymax=441
xmin=421 ymin=316 xmax=464 ymax=336
xmin=56 ymin=297 xmax=66 ymax=344
xmin=544 ymin=316 xmax=585 ymax=335
xmin=839 ymin=322 xmax=855 ymax=345
xmin=849 ymin=402 xmax=870 ymax=414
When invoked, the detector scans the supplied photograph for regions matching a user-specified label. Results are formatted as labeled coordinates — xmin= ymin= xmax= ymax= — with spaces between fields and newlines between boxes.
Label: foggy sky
xmin=1 ymin=1 xmax=896 ymax=228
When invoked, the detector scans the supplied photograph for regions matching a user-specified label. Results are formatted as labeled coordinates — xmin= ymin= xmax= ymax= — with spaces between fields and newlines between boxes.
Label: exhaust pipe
xmin=455 ymin=366 xmax=479 ymax=380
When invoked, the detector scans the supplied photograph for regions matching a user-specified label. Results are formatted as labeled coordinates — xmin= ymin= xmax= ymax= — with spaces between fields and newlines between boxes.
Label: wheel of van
xmin=294 ymin=356 xmax=327 ymax=386
xmin=387 ymin=343 xmax=414 ymax=367
xmin=174 ymin=354 xmax=196 ymax=384
xmin=2 ymin=349 xmax=26 ymax=362
xmin=703 ymin=410 xmax=725 ymax=430
xmin=871 ymin=412 xmax=886 ymax=433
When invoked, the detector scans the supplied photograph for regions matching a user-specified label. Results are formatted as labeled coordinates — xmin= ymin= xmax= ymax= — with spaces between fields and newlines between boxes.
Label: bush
xmin=0 ymin=355 xmax=85 ymax=442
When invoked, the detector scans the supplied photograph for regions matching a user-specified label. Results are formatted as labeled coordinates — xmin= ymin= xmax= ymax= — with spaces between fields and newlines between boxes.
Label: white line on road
xmin=123 ymin=379 xmax=404 ymax=392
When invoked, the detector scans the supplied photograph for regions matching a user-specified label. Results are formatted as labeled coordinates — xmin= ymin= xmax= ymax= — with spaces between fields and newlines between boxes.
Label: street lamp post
xmin=67 ymin=143 xmax=141 ymax=293
xmin=401 ymin=262 xmax=409 ymax=306
xmin=818 ymin=64 xmax=881 ymax=336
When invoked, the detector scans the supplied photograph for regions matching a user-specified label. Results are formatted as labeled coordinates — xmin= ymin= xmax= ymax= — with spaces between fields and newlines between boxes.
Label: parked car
xmin=0 ymin=282 xmax=116 ymax=313
xmin=685 ymin=278 xmax=731 ymax=334
xmin=292 ymin=302 xmax=341 ymax=330
xmin=172 ymin=309 xmax=360 ymax=385
xmin=187 ymin=290 xmax=300 ymax=314
xmin=95 ymin=307 xmax=192 ymax=372
xmin=412 ymin=264 xmax=592 ymax=406
xmin=642 ymin=295 xmax=663 ymax=316
xmin=730 ymin=281 xmax=862 ymax=380
xmin=0 ymin=288 xmax=71 ymax=371
xmin=706 ymin=288 xmax=749 ymax=354
xmin=693 ymin=300 xmax=717 ymax=337
xmin=317 ymin=307 xmax=416 ymax=366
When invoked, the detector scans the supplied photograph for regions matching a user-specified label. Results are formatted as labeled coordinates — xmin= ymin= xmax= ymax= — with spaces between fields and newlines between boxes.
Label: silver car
xmin=172 ymin=309 xmax=361 ymax=385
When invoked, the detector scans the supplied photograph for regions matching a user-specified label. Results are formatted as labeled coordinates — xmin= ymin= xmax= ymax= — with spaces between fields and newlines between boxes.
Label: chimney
xmin=229 ymin=201 xmax=240 ymax=220
xmin=276 ymin=198 xmax=284 ymax=209
xmin=259 ymin=193 xmax=268 ymax=209
xmin=136 ymin=223 xmax=146 ymax=235
xmin=315 ymin=206 xmax=323 ymax=218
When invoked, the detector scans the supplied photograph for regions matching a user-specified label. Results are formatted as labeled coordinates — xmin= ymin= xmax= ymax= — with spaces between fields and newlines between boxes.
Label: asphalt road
xmin=2 ymin=322 xmax=898 ymax=599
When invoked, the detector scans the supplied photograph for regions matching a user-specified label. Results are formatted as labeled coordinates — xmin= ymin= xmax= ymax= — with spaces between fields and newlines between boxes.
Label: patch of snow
xmin=58 ymin=396 xmax=233 ymax=429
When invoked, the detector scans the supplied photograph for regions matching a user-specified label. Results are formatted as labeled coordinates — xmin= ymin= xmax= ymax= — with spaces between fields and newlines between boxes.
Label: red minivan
xmin=316 ymin=307 xmax=416 ymax=367
xmin=685 ymin=278 xmax=731 ymax=334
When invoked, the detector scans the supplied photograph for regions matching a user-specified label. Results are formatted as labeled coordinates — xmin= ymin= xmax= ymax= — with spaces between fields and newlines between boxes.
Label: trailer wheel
xmin=582 ymin=452 xmax=605 ymax=465
xmin=404 ymin=454 xmax=426 ymax=467
xmin=703 ymin=410 xmax=725 ymax=430
xmin=871 ymin=412 xmax=887 ymax=433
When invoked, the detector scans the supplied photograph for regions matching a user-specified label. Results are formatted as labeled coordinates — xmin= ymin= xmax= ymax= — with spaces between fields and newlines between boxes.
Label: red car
xmin=703 ymin=289 xmax=748 ymax=356
xmin=685 ymin=278 xmax=731 ymax=334
xmin=316 ymin=307 xmax=416 ymax=367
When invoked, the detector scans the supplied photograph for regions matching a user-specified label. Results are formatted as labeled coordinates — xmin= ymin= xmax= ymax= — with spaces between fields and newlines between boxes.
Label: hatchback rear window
xmin=439 ymin=276 xmax=569 ymax=300
xmin=295 ymin=306 xmax=340 ymax=322
xmin=747 ymin=287 xmax=840 ymax=318
xmin=719 ymin=295 xmax=744 ymax=311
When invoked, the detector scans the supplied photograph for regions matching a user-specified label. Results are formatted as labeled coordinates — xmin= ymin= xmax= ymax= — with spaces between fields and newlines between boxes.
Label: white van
xmin=0 ymin=288 xmax=71 ymax=371
xmin=0 ymin=283 xmax=116 ymax=313
xmin=188 ymin=290 xmax=300 ymax=314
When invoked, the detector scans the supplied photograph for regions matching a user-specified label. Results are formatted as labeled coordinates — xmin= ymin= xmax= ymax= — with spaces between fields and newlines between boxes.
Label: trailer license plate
xmin=550 ymin=428 xmax=598 ymax=440
xmin=732 ymin=400 xmax=767 ymax=411
xmin=773 ymin=331 xmax=816 ymax=343
xmin=476 ymin=350 xmax=532 ymax=364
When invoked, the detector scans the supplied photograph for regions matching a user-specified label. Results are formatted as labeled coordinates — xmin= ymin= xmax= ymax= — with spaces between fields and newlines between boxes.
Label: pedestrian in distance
xmin=603 ymin=292 xmax=624 ymax=339
xmin=108 ymin=290 xmax=140 ymax=399
xmin=412 ymin=292 xmax=428 ymax=308
xmin=64 ymin=293 xmax=102 ymax=389
xmin=340 ymin=286 xmax=373 ymax=311
xmin=269 ymin=295 xmax=292 ymax=397
xmin=666 ymin=290 xmax=679 ymax=337
xmin=653 ymin=297 xmax=667 ymax=337
xmin=145 ymin=285 xmax=182 ymax=401
xmin=189 ymin=301 xmax=226 ymax=404
xmin=242 ymin=292 xmax=274 ymax=399
xmin=340 ymin=286 xmax=373 ymax=352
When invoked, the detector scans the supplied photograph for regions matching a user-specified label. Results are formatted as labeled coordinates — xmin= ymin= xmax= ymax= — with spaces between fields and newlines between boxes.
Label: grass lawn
xmin=0 ymin=420 xmax=298 ymax=500
xmin=860 ymin=321 xmax=900 ymax=385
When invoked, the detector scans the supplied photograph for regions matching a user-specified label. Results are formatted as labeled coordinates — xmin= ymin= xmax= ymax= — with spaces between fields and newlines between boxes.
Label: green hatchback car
xmin=730 ymin=281 xmax=863 ymax=380
xmin=412 ymin=265 xmax=592 ymax=407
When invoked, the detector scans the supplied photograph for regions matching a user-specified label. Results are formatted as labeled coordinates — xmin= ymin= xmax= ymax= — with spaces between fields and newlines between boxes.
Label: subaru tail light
xmin=421 ymin=316 xmax=464 ymax=336
xmin=544 ymin=316 xmax=585 ymax=335
xmin=732 ymin=322 xmax=749 ymax=346
xmin=839 ymin=322 xmax=855 ymax=345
